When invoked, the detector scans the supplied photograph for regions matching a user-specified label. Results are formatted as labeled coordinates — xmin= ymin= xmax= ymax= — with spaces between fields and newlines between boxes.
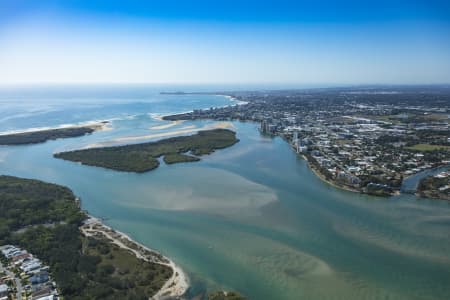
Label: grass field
xmin=406 ymin=144 xmax=450 ymax=151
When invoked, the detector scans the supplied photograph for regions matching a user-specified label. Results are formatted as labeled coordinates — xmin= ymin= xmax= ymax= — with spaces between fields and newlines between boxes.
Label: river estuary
xmin=0 ymin=86 xmax=449 ymax=300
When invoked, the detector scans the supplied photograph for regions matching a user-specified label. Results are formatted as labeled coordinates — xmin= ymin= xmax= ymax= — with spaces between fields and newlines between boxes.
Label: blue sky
xmin=1 ymin=0 xmax=449 ymax=85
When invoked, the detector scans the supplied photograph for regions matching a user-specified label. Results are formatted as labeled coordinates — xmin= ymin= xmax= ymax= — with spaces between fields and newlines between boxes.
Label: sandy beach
xmin=222 ymin=94 xmax=248 ymax=106
xmin=81 ymin=216 xmax=189 ymax=300
xmin=89 ymin=121 xmax=113 ymax=132
xmin=150 ymin=120 xmax=185 ymax=130
xmin=86 ymin=121 xmax=235 ymax=148
xmin=150 ymin=112 xmax=193 ymax=122
xmin=0 ymin=120 xmax=111 ymax=136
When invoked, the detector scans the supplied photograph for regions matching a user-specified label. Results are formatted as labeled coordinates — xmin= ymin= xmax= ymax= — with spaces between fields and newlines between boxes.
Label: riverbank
xmin=402 ymin=164 xmax=450 ymax=192
xmin=416 ymin=190 xmax=450 ymax=201
xmin=302 ymin=153 xmax=401 ymax=197
xmin=81 ymin=216 xmax=189 ymax=299
xmin=415 ymin=169 xmax=450 ymax=201
xmin=299 ymin=153 xmax=362 ymax=194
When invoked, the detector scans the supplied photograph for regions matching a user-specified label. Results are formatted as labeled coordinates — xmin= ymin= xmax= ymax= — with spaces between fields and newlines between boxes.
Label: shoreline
xmin=150 ymin=112 xmax=192 ymax=122
xmin=278 ymin=135 xmax=403 ymax=197
xmin=299 ymin=153 xmax=362 ymax=194
xmin=220 ymin=94 xmax=248 ymax=106
xmin=415 ymin=191 xmax=450 ymax=201
xmin=159 ymin=94 xmax=247 ymax=121
xmin=0 ymin=120 xmax=111 ymax=137
xmin=300 ymin=153 xmax=401 ymax=197
xmin=402 ymin=163 xmax=450 ymax=182
xmin=84 ymin=121 xmax=235 ymax=149
xmin=150 ymin=120 xmax=186 ymax=130
xmin=81 ymin=216 xmax=189 ymax=299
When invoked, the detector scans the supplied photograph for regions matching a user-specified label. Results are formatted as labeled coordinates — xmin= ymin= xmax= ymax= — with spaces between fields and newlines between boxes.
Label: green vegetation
xmin=417 ymin=175 xmax=450 ymax=200
xmin=0 ymin=126 xmax=97 ymax=145
xmin=81 ymin=236 xmax=172 ymax=299
xmin=373 ymin=112 xmax=449 ymax=124
xmin=208 ymin=291 xmax=247 ymax=300
xmin=163 ymin=153 xmax=200 ymax=164
xmin=406 ymin=144 xmax=450 ymax=151
xmin=359 ymin=174 xmax=403 ymax=189
xmin=0 ymin=175 xmax=171 ymax=299
xmin=305 ymin=153 xmax=333 ymax=180
xmin=364 ymin=184 xmax=393 ymax=197
xmin=54 ymin=129 xmax=239 ymax=173
xmin=0 ymin=175 xmax=85 ymax=238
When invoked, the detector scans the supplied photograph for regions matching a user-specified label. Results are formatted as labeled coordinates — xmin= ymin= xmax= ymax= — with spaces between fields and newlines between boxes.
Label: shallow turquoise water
xmin=1 ymin=87 xmax=449 ymax=300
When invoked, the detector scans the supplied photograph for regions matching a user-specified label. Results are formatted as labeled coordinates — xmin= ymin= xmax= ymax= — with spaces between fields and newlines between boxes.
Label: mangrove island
xmin=54 ymin=128 xmax=239 ymax=173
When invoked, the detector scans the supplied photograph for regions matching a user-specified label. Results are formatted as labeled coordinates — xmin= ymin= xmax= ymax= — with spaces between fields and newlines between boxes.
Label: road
xmin=0 ymin=260 xmax=22 ymax=300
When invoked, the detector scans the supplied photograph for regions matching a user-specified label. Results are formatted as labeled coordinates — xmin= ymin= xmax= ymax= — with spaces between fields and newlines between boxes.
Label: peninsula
xmin=54 ymin=128 xmax=239 ymax=173
xmin=0 ymin=175 xmax=249 ymax=299
xmin=0 ymin=122 xmax=109 ymax=145
xmin=0 ymin=175 xmax=183 ymax=299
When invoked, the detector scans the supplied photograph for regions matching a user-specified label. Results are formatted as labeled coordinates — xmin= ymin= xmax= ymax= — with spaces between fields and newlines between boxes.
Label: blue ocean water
xmin=0 ymin=85 xmax=449 ymax=300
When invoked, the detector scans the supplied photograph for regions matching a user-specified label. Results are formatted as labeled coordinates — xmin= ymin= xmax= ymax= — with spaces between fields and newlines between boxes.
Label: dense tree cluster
xmin=54 ymin=129 xmax=239 ymax=172
xmin=0 ymin=127 xmax=95 ymax=145
xmin=208 ymin=291 xmax=247 ymax=300
xmin=0 ymin=176 xmax=171 ymax=299
xmin=0 ymin=175 xmax=84 ymax=240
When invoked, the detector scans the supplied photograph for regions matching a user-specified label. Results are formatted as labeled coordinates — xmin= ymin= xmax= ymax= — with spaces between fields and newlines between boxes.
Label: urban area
xmin=164 ymin=87 xmax=450 ymax=198
xmin=0 ymin=245 xmax=58 ymax=300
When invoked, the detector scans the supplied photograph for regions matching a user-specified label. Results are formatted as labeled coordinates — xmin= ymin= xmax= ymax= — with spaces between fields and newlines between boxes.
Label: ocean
xmin=0 ymin=85 xmax=449 ymax=300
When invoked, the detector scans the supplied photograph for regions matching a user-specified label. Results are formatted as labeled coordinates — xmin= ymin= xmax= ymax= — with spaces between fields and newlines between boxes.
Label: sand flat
xmin=150 ymin=120 xmax=185 ymax=130
xmin=86 ymin=122 xmax=235 ymax=148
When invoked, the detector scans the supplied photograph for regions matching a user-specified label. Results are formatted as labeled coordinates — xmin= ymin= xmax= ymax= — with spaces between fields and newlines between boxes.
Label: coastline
xmin=0 ymin=120 xmax=111 ymax=137
xmin=220 ymin=94 xmax=248 ymax=106
xmin=156 ymin=94 xmax=246 ymax=122
xmin=299 ymin=153 xmax=362 ymax=194
xmin=81 ymin=216 xmax=189 ymax=299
